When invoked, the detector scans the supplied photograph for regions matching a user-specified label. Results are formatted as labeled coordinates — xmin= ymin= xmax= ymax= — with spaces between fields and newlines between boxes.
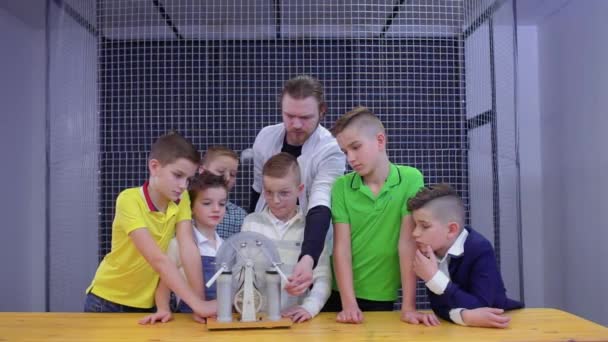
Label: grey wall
xmin=47 ymin=0 xmax=99 ymax=311
xmin=0 ymin=0 xmax=98 ymax=311
xmin=0 ymin=6 xmax=47 ymax=311
xmin=538 ymin=0 xmax=608 ymax=326
xmin=492 ymin=1 xmax=521 ymax=302
xmin=518 ymin=0 xmax=608 ymax=326
xmin=517 ymin=25 xmax=549 ymax=309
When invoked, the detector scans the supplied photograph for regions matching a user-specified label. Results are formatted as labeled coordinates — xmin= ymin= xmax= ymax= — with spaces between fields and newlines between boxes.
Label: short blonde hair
xmin=330 ymin=106 xmax=385 ymax=138
xmin=262 ymin=152 xmax=301 ymax=184
xmin=201 ymin=146 xmax=239 ymax=166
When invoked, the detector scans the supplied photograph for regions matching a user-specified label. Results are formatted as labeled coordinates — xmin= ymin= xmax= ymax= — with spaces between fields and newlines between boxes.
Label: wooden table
xmin=1 ymin=309 xmax=606 ymax=341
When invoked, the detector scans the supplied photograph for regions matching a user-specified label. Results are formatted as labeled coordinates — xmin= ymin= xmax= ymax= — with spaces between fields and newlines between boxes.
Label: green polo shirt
xmin=331 ymin=164 xmax=424 ymax=301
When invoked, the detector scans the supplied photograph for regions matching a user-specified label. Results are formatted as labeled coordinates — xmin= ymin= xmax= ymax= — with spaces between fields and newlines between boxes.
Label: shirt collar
xmin=350 ymin=163 xmax=401 ymax=190
xmin=438 ymin=228 xmax=469 ymax=263
xmin=142 ymin=181 xmax=181 ymax=212
xmin=264 ymin=206 xmax=303 ymax=227
xmin=192 ymin=224 xmax=223 ymax=247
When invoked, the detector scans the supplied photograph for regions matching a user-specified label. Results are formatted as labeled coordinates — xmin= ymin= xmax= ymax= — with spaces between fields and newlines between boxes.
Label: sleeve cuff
xmin=425 ymin=271 xmax=449 ymax=295
xmin=300 ymin=302 xmax=319 ymax=318
xmin=450 ymin=308 xmax=466 ymax=326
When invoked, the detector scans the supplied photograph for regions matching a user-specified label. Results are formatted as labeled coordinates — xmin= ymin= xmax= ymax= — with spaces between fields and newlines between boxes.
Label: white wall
xmin=536 ymin=0 xmax=608 ymax=326
xmin=0 ymin=0 xmax=98 ymax=312
xmin=493 ymin=1 xmax=521 ymax=302
xmin=0 ymin=8 xmax=47 ymax=311
xmin=47 ymin=1 xmax=99 ymax=311
xmin=517 ymin=25 xmax=551 ymax=309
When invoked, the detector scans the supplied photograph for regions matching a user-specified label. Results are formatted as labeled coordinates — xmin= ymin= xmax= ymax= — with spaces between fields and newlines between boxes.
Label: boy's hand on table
xmin=138 ymin=310 xmax=173 ymax=325
xmin=285 ymin=255 xmax=314 ymax=296
xmin=462 ymin=308 xmax=510 ymax=328
xmin=192 ymin=299 xmax=217 ymax=321
xmin=336 ymin=304 xmax=363 ymax=324
xmin=401 ymin=310 xmax=441 ymax=327
xmin=191 ymin=313 xmax=207 ymax=324
xmin=282 ymin=305 xmax=313 ymax=323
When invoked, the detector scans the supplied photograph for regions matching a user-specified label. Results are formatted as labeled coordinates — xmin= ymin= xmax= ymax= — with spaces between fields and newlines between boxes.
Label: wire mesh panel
xmin=95 ymin=0 xmax=520 ymax=309
xmin=464 ymin=0 xmax=522 ymax=301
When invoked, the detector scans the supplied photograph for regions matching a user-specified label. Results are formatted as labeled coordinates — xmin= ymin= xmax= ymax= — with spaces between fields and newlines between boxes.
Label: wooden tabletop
xmin=1 ymin=308 xmax=606 ymax=341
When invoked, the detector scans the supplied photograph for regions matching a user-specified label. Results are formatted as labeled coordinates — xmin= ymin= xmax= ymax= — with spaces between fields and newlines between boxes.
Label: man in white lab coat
xmin=249 ymin=75 xmax=345 ymax=295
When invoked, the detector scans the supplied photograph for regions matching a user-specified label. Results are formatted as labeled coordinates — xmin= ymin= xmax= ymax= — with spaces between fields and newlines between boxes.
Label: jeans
xmin=84 ymin=292 xmax=154 ymax=313
xmin=176 ymin=255 xmax=218 ymax=313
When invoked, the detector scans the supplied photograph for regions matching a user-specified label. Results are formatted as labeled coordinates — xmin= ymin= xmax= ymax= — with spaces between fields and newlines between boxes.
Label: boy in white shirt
xmin=242 ymin=152 xmax=331 ymax=323
xmin=140 ymin=172 xmax=227 ymax=323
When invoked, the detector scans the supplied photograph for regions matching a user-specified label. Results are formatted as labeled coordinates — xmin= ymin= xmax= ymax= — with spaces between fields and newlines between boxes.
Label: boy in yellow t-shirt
xmin=84 ymin=132 xmax=216 ymax=322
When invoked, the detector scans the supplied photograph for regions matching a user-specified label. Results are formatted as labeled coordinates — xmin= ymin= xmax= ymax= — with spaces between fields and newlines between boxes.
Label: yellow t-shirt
xmin=86 ymin=184 xmax=191 ymax=308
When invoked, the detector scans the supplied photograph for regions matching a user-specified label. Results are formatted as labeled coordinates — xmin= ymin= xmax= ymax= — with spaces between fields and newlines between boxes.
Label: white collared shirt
xmin=192 ymin=225 xmax=223 ymax=257
xmin=425 ymin=228 xmax=469 ymax=325
xmin=251 ymin=123 xmax=345 ymax=214
xmin=167 ymin=226 xmax=224 ymax=272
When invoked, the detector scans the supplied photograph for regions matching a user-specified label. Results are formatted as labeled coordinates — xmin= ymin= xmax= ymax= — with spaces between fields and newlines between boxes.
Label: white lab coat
xmin=251 ymin=123 xmax=346 ymax=214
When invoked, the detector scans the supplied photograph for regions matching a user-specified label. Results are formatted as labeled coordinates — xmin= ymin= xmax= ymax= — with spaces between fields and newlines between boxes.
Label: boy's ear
xmin=447 ymin=221 xmax=460 ymax=238
xmin=148 ymin=158 xmax=161 ymax=176
xmin=376 ymin=131 xmax=386 ymax=149
xmin=297 ymin=183 xmax=305 ymax=195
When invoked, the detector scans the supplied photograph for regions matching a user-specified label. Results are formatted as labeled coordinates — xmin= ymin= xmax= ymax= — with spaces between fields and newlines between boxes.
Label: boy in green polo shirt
xmin=325 ymin=106 xmax=439 ymax=326
xmin=84 ymin=132 xmax=216 ymax=322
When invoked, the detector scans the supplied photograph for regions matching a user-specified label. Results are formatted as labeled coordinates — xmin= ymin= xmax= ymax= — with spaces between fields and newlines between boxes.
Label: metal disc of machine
xmin=214 ymin=231 xmax=283 ymax=311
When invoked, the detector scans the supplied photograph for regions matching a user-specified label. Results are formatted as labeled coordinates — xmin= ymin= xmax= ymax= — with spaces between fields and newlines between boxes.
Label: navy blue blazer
xmin=427 ymin=227 xmax=523 ymax=322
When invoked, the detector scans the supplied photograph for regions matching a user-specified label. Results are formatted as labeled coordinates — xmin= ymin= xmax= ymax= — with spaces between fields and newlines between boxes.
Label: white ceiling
xmin=0 ymin=0 xmax=46 ymax=28
xmin=1 ymin=0 xmax=96 ymax=29
xmin=1 ymin=0 xmax=565 ymax=38
xmin=98 ymin=0 xmax=463 ymax=39
xmin=516 ymin=0 xmax=570 ymax=25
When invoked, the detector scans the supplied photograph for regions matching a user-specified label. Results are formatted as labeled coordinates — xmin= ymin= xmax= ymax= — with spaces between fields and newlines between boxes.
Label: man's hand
xmin=285 ymin=255 xmax=314 ymax=296
xmin=282 ymin=305 xmax=313 ymax=323
xmin=400 ymin=310 xmax=441 ymax=326
xmin=412 ymin=245 xmax=439 ymax=282
xmin=138 ymin=310 xmax=173 ymax=325
xmin=336 ymin=304 xmax=364 ymax=324
xmin=461 ymin=307 xmax=511 ymax=328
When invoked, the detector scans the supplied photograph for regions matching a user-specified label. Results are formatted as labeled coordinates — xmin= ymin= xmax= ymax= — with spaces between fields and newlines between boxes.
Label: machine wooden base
xmin=207 ymin=314 xmax=293 ymax=330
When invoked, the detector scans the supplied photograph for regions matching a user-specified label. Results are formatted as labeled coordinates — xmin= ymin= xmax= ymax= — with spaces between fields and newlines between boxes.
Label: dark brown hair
xmin=407 ymin=183 xmax=465 ymax=225
xmin=149 ymin=131 xmax=200 ymax=165
xmin=281 ymin=75 xmax=326 ymax=112
xmin=188 ymin=172 xmax=228 ymax=208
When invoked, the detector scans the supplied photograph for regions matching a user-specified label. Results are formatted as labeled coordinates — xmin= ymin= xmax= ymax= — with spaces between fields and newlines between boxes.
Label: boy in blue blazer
xmin=407 ymin=184 xmax=523 ymax=328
